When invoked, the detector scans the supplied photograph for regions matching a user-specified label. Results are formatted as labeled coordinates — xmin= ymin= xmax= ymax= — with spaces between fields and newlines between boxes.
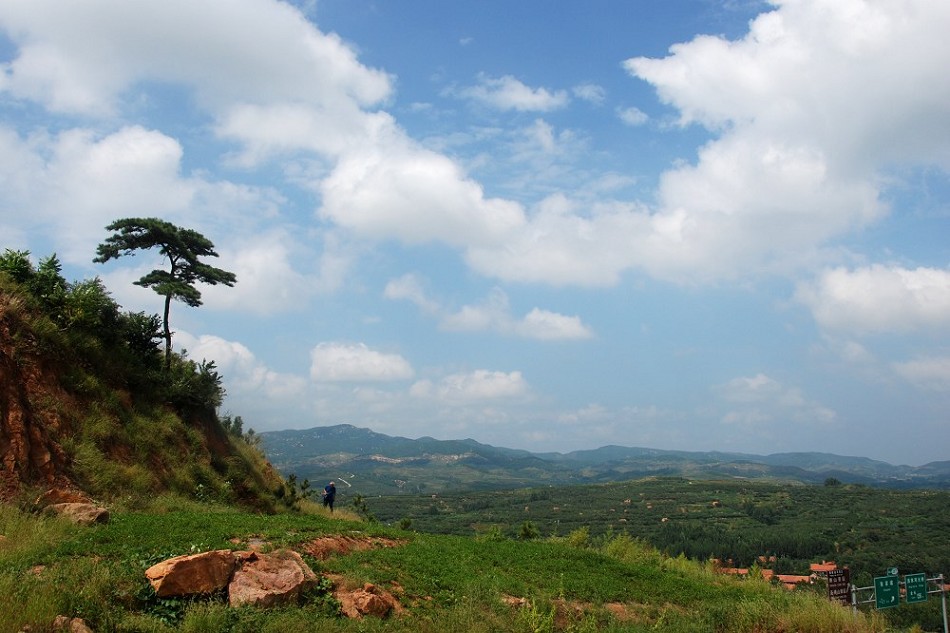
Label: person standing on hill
xmin=322 ymin=481 xmax=336 ymax=512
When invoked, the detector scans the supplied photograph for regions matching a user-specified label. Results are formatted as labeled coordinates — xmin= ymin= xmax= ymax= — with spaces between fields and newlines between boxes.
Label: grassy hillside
xmin=0 ymin=250 xmax=283 ymax=509
xmin=0 ymin=499 xmax=888 ymax=632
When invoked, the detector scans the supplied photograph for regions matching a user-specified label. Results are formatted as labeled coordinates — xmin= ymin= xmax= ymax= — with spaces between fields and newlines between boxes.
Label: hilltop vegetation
xmin=0 ymin=248 xmax=280 ymax=508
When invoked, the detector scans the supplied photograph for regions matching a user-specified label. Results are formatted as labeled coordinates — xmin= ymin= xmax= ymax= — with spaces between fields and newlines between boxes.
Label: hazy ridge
xmin=261 ymin=424 xmax=950 ymax=496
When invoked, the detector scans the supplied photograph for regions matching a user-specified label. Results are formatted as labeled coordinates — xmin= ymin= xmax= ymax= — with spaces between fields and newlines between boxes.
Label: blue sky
xmin=2 ymin=0 xmax=949 ymax=465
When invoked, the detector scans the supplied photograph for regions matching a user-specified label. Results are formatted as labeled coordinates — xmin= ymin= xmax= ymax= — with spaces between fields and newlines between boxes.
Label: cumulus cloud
xmin=175 ymin=331 xmax=307 ymax=400
xmin=410 ymin=369 xmax=528 ymax=401
xmin=893 ymin=356 xmax=950 ymax=391
xmin=796 ymin=265 xmax=950 ymax=334
xmin=205 ymin=229 xmax=353 ymax=315
xmin=518 ymin=308 xmax=593 ymax=340
xmin=717 ymin=373 xmax=836 ymax=427
xmin=4 ymin=0 xmax=950 ymax=294
xmin=572 ymin=83 xmax=606 ymax=105
xmin=617 ymin=0 xmax=950 ymax=281
xmin=0 ymin=126 xmax=195 ymax=262
xmin=387 ymin=280 xmax=593 ymax=340
xmin=617 ymin=106 xmax=648 ymax=126
xmin=0 ymin=124 xmax=315 ymax=313
xmin=319 ymin=138 xmax=527 ymax=248
xmin=383 ymin=273 xmax=441 ymax=314
xmin=0 ymin=0 xmax=539 ymax=301
xmin=0 ymin=0 xmax=391 ymax=116
xmin=310 ymin=342 xmax=414 ymax=382
xmin=466 ymin=194 xmax=649 ymax=286
xmin=456 ymin=74 xmax=569 ymax=112
xmin=215 ymin=103 xmax=397 ymax=165
xmin=464 ymin=1 xmax=950 ymax=287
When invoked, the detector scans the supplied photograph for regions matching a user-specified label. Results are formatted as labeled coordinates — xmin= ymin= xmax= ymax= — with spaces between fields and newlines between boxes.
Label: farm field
xmin=0 ymin=498 xmax=894 ymax=633
xmin=367 ymin=477 xmax=950 ymax=586
xmin=366 ymin=477 xmax=950 ymax=630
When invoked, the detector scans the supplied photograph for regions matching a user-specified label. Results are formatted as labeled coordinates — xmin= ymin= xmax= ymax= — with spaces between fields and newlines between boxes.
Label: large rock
xmin=52 ymin=615 xmax=94 ymax=632
xmin=145 ymin=550 xmax=237 ymax=597
xmin=44 ymin=503 xmax=109 ymax=526
xmin=337 ymin=583 xmax=399 ymax=619
xmin=228 ymin=550 xmax=317 ymax=608
xmin=35 ymin=488 xmax=93 ymax=508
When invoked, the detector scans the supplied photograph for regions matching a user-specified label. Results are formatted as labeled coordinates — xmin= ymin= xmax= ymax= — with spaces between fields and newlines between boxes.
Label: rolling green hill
xmin=260 ymin=425 xmax=950 ymax=497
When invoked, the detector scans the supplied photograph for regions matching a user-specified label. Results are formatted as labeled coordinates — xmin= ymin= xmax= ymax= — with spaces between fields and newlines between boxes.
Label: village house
xmin=713 ymin=558 xmax=841 ymax=590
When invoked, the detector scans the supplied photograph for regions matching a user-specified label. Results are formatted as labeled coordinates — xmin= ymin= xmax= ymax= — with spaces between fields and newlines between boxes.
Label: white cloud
xmin=517 ymin=308 xmax=593 ymax=341
xmin=617 ymin=106 xmax=648 ymax=126
xmin=823 ymin=338 xmax=875 ymax=365
xmin=464 ymin=1 xmax=950 ymax=288
xmin=456 ymin=74 xmax=569 ymax=112
xmin=319 ymin=138 xmax=527 ymax=248
xmin=310 ymin=342 xmax=414 ymax=382
xmin=523 ymin=119 xmax=558 ymax=154
xmin=215 ymin=104 xmax=397 ymax=165
xmin=458 ymin=0 xmax=950 ymax=289
xmin=573 ymin=83 xmax=606 ymax=105
xmin=625 ymin=0 xmax=950 ymax=167
xmin=717 ymin=373 xmax=836 ymax=427
xmin=893 ymin=356 xmax=950 ymax=391
xmin=796 ymin=265 xmax=950 ymax=333
xmin=388 ymin=282 xmax=593 ymax=340
xmin=0 ymin=124 xmax=314 ymax=314
xmin=175 ymin=331 xmax=307 ymax=400
xmin=0 ymin=125 xmax=197 ymax=263
xmin=616 ymin=0 xmax=950 ymax=282
xmin=383 ymin=274 xmax=440 ymax=314
xmin=205 ymin=229 xmax=353 ymax=315
xmin=466 ymin=195 xmax=649 ymax=286
xmin=0 ymin=0 xmax=392 ymax=116
xmin=410 ymin=369 xmax=528 ymax=401
xmin=4 ymin=0 xmax=949 ymax=297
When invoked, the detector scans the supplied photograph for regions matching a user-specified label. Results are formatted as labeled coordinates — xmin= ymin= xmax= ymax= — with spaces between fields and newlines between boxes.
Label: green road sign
xmin=905 ymin=573 xmax=928 ymax=604
xmin=874 ymin=575 xmax=899 ymax=609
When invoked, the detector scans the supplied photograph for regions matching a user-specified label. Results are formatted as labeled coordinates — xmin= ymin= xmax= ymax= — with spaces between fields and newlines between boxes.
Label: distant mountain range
xmin=259 ymin=424 xmax=950 ymax=496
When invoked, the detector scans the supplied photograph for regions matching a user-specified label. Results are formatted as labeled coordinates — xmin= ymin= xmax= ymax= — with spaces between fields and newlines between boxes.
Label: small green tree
xmin=519 ymin=520 xmax=540 ymax=540
xmin=0 ymin=248 xmax=34 ymax=284
xmin=93 ymin=217 xmax=237 ymax=368
xmin=352 ymin=494 xmax=376 ymax=522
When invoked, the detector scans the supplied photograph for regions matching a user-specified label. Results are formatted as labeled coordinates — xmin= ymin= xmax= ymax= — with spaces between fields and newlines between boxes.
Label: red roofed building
xmin=810 ymin=561 xmax=837 ymax=575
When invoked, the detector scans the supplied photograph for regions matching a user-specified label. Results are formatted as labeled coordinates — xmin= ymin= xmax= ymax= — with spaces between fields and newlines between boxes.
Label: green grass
xmin=0 ymin=500 xmax=888 ymax=633
xmin=368 ymin=478 xmax=950 ymax=587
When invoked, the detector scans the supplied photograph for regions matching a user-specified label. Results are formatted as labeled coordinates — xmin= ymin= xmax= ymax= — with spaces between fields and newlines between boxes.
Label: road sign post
xmin=827 ymin=568 xmax=851 ymax=605
xmin=874 ymin=575 xmax=900 ymax=609
xmin=905 ymin=573 xmax=927 ymax=604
